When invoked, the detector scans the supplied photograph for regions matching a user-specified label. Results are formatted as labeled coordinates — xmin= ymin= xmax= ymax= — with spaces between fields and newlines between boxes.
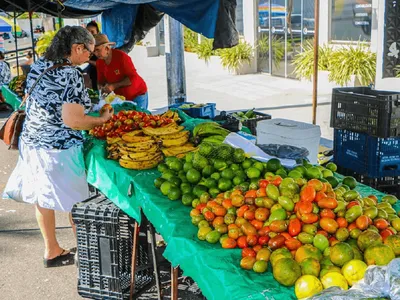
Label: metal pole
xmin=312 ymin=0 xmax=320 ymax=125
xmin=268 ymin=0 xmax=272 ymax=73
xmin=13 ymin=11 xmax=19 ymax=76
xmin=57 ymin=1 xmax=62 ymax=29
xmin=164 ymin=16 xmax=186 ymax=105
xmin=29 ymin=11 xmax=35 ymax=62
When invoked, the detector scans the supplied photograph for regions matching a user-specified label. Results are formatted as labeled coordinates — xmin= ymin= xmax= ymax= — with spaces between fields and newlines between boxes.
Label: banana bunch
xmin=161 ymin=143 xmax=198 ymax=158
xmin=192 ymin=122 xmax=230 ymax=145
xmin=161 ymin=110 xmax=181 ymax=123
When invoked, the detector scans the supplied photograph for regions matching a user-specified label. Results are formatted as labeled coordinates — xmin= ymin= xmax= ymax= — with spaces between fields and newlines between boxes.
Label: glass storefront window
xmin=330 ymin=0 xmax=372 ymax=42
xmin=236 ymin=0 xmax=244 ymax=35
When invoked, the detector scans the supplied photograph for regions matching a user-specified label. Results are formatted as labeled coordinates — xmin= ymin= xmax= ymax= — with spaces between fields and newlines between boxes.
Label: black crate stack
xmin=72 ymin=195 xmax=154 ymax=299
xmin=331 ymin=87 xmax=400 ymax=197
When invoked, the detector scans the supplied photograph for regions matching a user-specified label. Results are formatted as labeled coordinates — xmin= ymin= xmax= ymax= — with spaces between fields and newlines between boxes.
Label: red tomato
xmin=346 ymin=201 xmax=360 ymax=209
xmin=247 ymin=235 xmax=259 ymax=247
xmin=317 ymin=197 xmax=338 ymax=209
xmin=237 ymin=236 xmax=248 ymax=249
xmin=356 ymin=215 xmax=371 ymax=230
xmin=301 ymin=213 xmax=319 ymax=224
xmin=300 ymin=186 xmax=317 ymax=202
xmin=285 ymin=238 xmax=302 ymax=251
xmin=272 ymin=176 xmax=283 ymax=186
xmin=320 ymin=208 xmax=336 ymax=219
xmin=221 ymin=238 xmax=237 ymax=249
xmin=347 ymin=222 xmax=357 ymax=232
xmin=297 ymin=201 xmax=313 ymax=215
xmin=320 ymin=217 xmax=339 ymax=234
xmin=374 ymin=218 xmax=390 ymax=230
xmin=336 ymin=217 xmax=348 ymax=228
xmin=268 ymin=235 xmax=286 ymax=250
xmin=269 ymin=220 xmax=288 ymax=233
xmin=258 ymin=180 xmax=270 ymax=189
xmin=316 ymin=230 xmax=329 ymax=238
xmin=242 ymin=247 xmax=257 ymax=258
xmin=380 ymin=228 xmax=394 ymax=241
xmin=288 ymin=218 xmax=302 ymax=237
xmin=257 ymin=226 xmax=271 ymax=237
xmin=258 ymin=236 xmax=270 ymax=246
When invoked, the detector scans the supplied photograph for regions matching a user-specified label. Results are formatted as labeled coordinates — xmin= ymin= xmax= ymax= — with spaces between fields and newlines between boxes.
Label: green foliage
xmin=35 ymin=30 xmax=57 ymax=56
xmin=396 ymin=65 xmax=400 ymax=78
xmin=292 ymin=40 xmax=332 ymax=80
xmin=196 ymin=38 xmax=218 ymax=64
xmin=257 ymin=35 xmax=291 ymax=68
xmin=17 ymin=12 xmax=40 ymax=19
xmin=219 ymin=41 xmax=253 ymax=72
xmin=328 ymin=43 xmax=376 ymax=86
xmin=184 ymin=27 xmax=198 ymax=53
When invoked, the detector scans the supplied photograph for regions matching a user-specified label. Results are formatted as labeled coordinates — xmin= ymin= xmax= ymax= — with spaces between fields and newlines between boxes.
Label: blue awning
xmin=0 ymin=18 xmax=12 ymax=32
xmin=64 ymin=0 xmax=238 ymax=51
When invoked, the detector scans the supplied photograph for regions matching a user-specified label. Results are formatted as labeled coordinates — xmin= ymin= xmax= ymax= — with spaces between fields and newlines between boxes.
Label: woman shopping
xmin=3 ymin=26 xmax=113 ymax=267
xmin=94 ymin=34 xmax=148 ymax=109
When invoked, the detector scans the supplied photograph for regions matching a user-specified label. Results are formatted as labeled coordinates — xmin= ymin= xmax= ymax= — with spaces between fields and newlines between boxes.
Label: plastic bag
xmin=257 ymin=144 xmax=309 ymax=160
xmin=223 ymin=133 xmax=298 ymax=167
xmin=2 ymin=157 xmax=24 ymax=202
xmin=309 ymin=258 xmax=400 ymax=300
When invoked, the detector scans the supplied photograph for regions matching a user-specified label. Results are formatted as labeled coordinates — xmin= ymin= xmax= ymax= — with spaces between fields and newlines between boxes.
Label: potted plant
xmin=257 ymin=35 xmax=285 ymax=69
xmin=219 ymin=40 xmax=254 ymax=75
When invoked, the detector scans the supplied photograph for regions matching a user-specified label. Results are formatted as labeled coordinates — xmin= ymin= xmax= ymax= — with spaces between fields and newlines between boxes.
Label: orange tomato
xmin=251 ymin=219 xmax=264 ymax=230
xmin=232 ymin=195 xmax=245 ymax=207
xmin=196 ymin=203 xmax=207 ymax=212
xmin=320 ymin=217 xmax=339 ymax=234
xmin=258 ymin=179 xmax=270 ymax=188
xmin=315 ymin=191 xmax=328 ymax=202
xmin=301 ymin=213 xmax=319 ymax=224
xmin=228 ymin=227 xmax=241 ymax=240
xmin=316 ymin=230 xmax=329 ymax=238
xmin=317 ymin=197 xmax=338 ymax=209
xmin=241 ymin=222 xmax=258 ymax=236
xmin=367 ymin=195 xmax=378 ymax=204
xmin=256 ymin=188 xmax=267 ymax=197
xmin=247 ymin=235 xmax=259 ymax=247
xmin=242 ymin=247 xmax=257 ymax=258
xmin=258 ymin=226 xmax=271 ymax=237
xmin=324 ymin=182 xmax=333 ymax=193
xmin=308 ymin=179 xmax=324 ymax=192
xmin=190 ymin=209 xmax=201 ymax=218
xmin=245 ymin=197 xmax=255 ymax=205
xmin=221 ymin=237 xmax=237 ymax=249
xmin=297 ymin=201 xmax=313 ymax=215
xmin=280 ymin=232 xmax=292 ymax=240
xmin=222 ymin=199 xmax=233 ymax=209
xmin=245 ymin=190 xmax=257 ymax=198
xmin=236 ymin=205 xmax=250 ymax=217
xmin=347 ymin=222 xmax=357 ymax=232
xmin=228 ymin=224 xmax=238 ymax=230
xmin=244 ymin=210 xmax=256 ymax=221
xmin=270 ymin=220 xmax=288 ymax=233
xmin=374 ymin=218 xmax=390 ymax=230
xmin=204 ymin=211 xmax=215 ymax=222
xmin=258 ymin=236 xmax=270 ymax=246
xmin=235 ymin=217 xmax=248 ymax=227
xmin=346 ymin=201 xmax=360 ymax=210
xmin=237 ymin=236 xmax=248 ymax=249
xmin=268 ymin=234 xmax=286 ymax=250
xmin=336 ymin=217 xmax=348 ymax=228
xmin=253 ymin=245 xmax=263 ymax=253
xmin=328 ymin=236 xmax=339 ymax=246
xmin=272 ymin=176 xmax=283 ymax=186
xmin=300 ymin=186 xmax=317 ymax=202
xmin=207 ymin=200 xmax=218 ymax=208
xmin=255 ymin=208 xmax=270 ymax=221
xmin=380 ymin=228 xmax=394 ymax=241
xmin=230 ymin=189 xmax=243 ymax=197
xmin=285 ymin=238 xmax=302 ymax=251
xmin=288 ymin=218 xmax=302 ymax=237
xmin=212 ymin=216 xmax=225 ymax=227
xmin=356 ymin=215 xmax=371 ymax=230
xmin=320 ymin=208 xmax=336 ymax=219
xmin=326 ymin=191 xmax=336 ymax=198
xmin=213 ymin=206 xmax=227 ymax=217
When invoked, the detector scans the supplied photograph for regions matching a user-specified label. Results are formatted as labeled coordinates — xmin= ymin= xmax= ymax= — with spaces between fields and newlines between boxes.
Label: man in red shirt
xmin=94 ymin=34 xmax=148 ymax=109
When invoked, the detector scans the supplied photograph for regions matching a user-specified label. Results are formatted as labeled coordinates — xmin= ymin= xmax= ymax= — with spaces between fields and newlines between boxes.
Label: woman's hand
xmin=102 ymin=83 xmax=115 ymax=94
xmin=99 ymin=104 xmax=114 ymax=122
xmin=62 ymin=103 xmax=111 ymax=130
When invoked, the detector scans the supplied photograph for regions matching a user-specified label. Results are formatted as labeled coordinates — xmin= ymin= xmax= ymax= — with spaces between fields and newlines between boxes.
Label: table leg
xmin=129 ymin=221 xmax=139 ymax=300
xmin=171 ymin=266 xmax=179 ymax=300
xmin=148 ymin=223 xmax=162 ymax=300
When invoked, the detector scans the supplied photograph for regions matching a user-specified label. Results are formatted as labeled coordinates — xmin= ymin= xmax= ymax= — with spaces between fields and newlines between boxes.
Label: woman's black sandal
xmin=43 ymin=249 xmax=75 ymax=268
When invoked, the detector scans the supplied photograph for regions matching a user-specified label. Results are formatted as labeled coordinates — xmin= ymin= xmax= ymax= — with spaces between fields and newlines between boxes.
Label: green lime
xmin=233 ymin=148 xmax=246 ymax=163
xmin=267 ymin=158 xmax=282 ymax=172
xmin=221 ymin=168 xmax=235 ymax=180
xmin=233 ymin=175 xmax=245 ymax=186
xmin=322 ymin=169 xmax=334 ymax=178
xmin=185 ymin=152 xmax=194 ymax=163
xmin=276 ymin=168 xmax=288 ymax=178
xmin=180 ymin=182 xmax=192 ymax=194
xmin=293 ymin=165 xmax=307 ymax=176
xmin=288 ymin=170 xmax=303 ymax=179
xmin=202 ymin=165 xmax=215 ymax=177
xmin=200 ymin=192 xmax=210 ymax=203
xmin=167 ymin=186 xmax=182 ymax=201
xmin=247 ymin=167 xmax=261 ymax=179
xmin=238 ymin=182 xmax=250 ymax=192
xmin=160 ymin=181 xmax=175 ymax=196
xmin=165 ymin=157 xmax=179 ymax=167
xmin=253 ymin=161 xmax=265 ymax=172
xmin=342 ymin=176 xmax=357 ymax=190
xmin=214 ymin=159 xmax=228 ymax=171
xmin=253 ymin=260 xmax=268 ymax=273
xmin=183 ymin=162 xmax=193 ymax=172
xmin=218 ymin=178 xmax=232 ymax=192
xmin=157 ymin=163 xmax=169 ymax=173
xmin=168 ymin=176 xmax=182 ymax=187
xmin=186 ymin=168 xmax=202 ymax=184
xmin=182 ymin=193 xmax=196 ymax=206
xmin=206 ymin=230 xmax=221 ymax=244
xmin=161 ymin=170 xmax=176 ymax=181
xmin=209 ymin=187 xmax=221 ymax=198
xmin=242 ymin=158 xmax=253 ymax=169
xmin=204 ymin=178 xmax=218 ymax=189
xmin=210 ymin=172 xmax=221 ymax=180
xmin=198 ymin=220 xmax=210 ymax=228
xmin=169 ymin=160 xmax=183 ymax=172
xmin=306 ymin=167 xmax=322 ymax=179
xmin=326 ymin=176 xmax=339 ymax=188
xmin=193 ymin=185 xmax=208 ymax=198
xmin=326 ymin=162 xmax=337 ymax=172
xmin=179 ymin=173 xmax=188 ymax=183
xmin=154 ymin=177 xmax=165 ymax=189
xmin=249 ymin=182 xmax=258 ymax=190
xmin=230 ymin=163 xmax=241 ymax=172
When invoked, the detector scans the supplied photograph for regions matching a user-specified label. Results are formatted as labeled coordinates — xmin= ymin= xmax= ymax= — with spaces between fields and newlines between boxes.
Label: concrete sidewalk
xmin=0 ymin=47 xmax=335 ymax=300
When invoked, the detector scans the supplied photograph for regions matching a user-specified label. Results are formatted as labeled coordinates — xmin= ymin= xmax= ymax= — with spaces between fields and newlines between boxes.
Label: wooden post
xmin=312 ymin=0 xmax=320 ymax=125
xmin=171 ymin=266 xmax=179 ymax=300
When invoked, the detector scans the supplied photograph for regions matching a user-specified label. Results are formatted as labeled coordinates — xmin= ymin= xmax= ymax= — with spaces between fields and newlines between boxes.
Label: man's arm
xmin=103 ymin=76 xmax=131 ymax=93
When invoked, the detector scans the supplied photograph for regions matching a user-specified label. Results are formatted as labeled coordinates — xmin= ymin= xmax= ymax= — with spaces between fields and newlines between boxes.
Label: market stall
xmin=80 ymin=103 xmax=400 ymax=300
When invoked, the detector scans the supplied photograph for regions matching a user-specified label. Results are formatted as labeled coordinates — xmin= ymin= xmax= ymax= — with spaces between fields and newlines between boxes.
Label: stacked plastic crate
xmin=330 ymin=87 xmax=400 ymax=197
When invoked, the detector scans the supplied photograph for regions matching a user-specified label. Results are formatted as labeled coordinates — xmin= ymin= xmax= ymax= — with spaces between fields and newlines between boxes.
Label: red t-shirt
xmin=97 ymin=49 xmax=147 ymax=100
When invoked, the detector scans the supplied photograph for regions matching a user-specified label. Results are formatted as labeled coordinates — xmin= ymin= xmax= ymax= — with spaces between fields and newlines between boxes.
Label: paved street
xmin=0 ymin=47 xmax=333 ymax=300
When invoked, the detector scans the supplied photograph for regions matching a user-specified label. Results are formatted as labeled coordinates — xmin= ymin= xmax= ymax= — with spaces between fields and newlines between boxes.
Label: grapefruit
xmin=300 ymin=258 xmax=320 ymax=277
xmin=295 ymin=275 xmax=323 ymax=299
xmin=329 ymin=242 xmax=354 ymax=267
xmin=384 ymin=234 xmax=400 ymax=256
xmin=272 ymin=258 xmax=302 ymax=287
xmin=357 ymin=230 xmax=383 ymax=251
xmin=341 ymin=259 xmax=367 ymax=286
xmin=364 ymin=244 xmax=395 ymax=266
xmin=321 ymin=272 xmax=349 ymax=290
xmin=295 ymin=245 xmax=323 ymax=263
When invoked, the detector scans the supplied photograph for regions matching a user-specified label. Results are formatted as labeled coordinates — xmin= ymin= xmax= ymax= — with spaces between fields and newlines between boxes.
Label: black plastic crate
xmin=337 ymin=166 xmax=400 ymax=198
xmin=72 ymin=195 xmax=154 ymax=300
xmin=330 ymin=87 xmax=400 ymax=138
xmin=169 ymin=102 xmax=216 ymax=119
xmin=231 ymin=111 xmax=272 ymax=135
xmin=334 ymin=129 xmax=400 ymax=178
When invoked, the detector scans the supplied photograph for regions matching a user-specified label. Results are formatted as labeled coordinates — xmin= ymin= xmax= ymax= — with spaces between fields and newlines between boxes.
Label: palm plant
xmin=35 ymin=30 xmax=57 ymax=56
xmin=219 ymin=41 xmax=253 ymax=72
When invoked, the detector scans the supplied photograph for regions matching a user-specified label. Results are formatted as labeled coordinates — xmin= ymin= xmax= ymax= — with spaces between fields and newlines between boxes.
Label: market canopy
xmin=0 ymin=0 xmax=239 ymax=52
xmin=0 ymin=16 xmax=11 ymax=32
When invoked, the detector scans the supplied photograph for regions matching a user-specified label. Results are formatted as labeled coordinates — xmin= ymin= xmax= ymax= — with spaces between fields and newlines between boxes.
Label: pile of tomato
xmin=90 ymin=110 xmax=174 ymax=139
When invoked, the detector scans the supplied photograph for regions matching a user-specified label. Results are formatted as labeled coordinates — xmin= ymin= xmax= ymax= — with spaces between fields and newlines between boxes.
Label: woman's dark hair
xmin=86 ymin=21 xmax=99 ymax=34
xmin=27 ymin=51 xmax=33 ymax=58
xmin=0 ymin=51 xmax=4 ymax=60
xmin=44 ymin=26 xmax=94 ymax=61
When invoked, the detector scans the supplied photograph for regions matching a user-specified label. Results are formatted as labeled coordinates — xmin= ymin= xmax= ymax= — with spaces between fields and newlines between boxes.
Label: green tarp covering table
xmin=84 ymin=139 xmax=398 ymax=300
xmin=1 ymin=85 xmax=22 ymax=110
